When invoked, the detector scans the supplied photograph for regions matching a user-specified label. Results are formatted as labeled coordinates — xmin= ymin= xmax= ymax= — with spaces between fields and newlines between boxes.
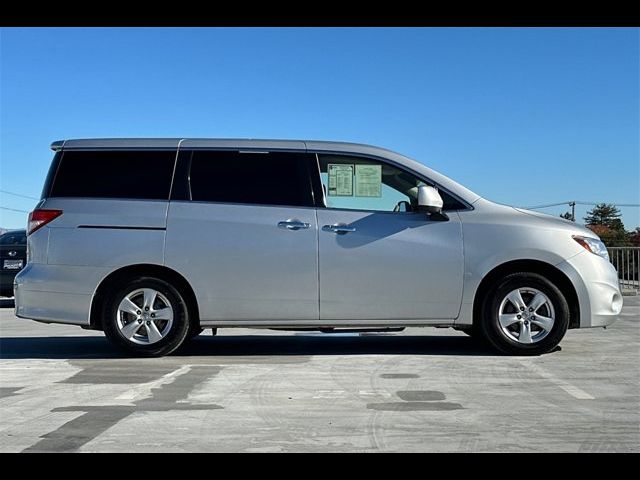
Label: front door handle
xmin=322 ymin=223 xmax=357 ymax=234
xmin=278 ymin=219 xmax=310 ymax=231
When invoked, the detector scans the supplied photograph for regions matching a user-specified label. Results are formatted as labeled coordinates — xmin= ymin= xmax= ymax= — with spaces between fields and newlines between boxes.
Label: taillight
xmin=28 ymin=209 xmax=63 ymax=235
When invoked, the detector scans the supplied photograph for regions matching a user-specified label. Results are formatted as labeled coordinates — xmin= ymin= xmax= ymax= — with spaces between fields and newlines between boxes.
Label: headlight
xmin=572 ymin=235 xmax=609 ymax=261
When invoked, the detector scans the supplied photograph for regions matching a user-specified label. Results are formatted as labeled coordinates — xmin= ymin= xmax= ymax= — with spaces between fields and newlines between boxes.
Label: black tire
xmin=103 ymin=276 xmax=191 ymax=357
xmin=479 ymin=272 xmax=569 ymax=355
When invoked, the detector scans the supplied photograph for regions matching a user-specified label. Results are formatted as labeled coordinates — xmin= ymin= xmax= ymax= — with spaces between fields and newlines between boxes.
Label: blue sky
xmin=1 ymin=27 xmax=638 ymax=229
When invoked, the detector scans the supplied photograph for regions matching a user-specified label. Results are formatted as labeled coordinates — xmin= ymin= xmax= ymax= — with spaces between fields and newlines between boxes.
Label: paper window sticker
xmin=327 ymin=164 xmax=354 ymax=196
xmin=355 ymin=164 xmax=382 ymax=197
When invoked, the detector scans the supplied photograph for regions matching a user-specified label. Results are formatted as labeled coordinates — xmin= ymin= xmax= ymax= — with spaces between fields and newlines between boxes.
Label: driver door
xmin=315 ymin=154 xmax=464 ymax=321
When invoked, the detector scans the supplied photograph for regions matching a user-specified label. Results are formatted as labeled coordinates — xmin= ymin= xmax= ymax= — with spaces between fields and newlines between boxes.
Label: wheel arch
xmin=89 ymin=264 xmax=200 ymax=331
xmin=472 ymin=259 xmax=580 ymax=329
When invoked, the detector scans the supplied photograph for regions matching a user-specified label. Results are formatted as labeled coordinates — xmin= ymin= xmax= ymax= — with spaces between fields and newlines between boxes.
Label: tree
xmin=584 ymin=203 xmax=629 ymax=247
xmin=630 ymin=227 xmax=640 ymax=247
xmin=584 ymin=203 xmax=622 ymax=228
xmin=559 ymin=212 xmax=573 ymax=221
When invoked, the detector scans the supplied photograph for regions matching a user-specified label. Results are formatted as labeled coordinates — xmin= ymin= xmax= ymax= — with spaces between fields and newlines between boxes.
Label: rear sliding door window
xmin=49 ymin=150 xmax=176 ymax=199
xmin=188 ymin=151 xmax=314 ymax=207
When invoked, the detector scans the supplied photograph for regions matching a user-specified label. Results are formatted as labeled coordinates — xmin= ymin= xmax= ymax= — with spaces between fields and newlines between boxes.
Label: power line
xmin=525 ymin=201 xmax=574 ymax=209
xmin=0 ymin=206 xmax=29 ymax=213
xmin=573 ymin=202 xmax=640 ymax=207
xmin=0 ymin=189 xmax=39 ymax=201
xmin=526 ymin=201 xmax=640 ymax=209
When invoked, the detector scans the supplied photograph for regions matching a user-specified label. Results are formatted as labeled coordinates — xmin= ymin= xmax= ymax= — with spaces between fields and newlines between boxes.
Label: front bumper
xmin=556 ymin=251 xmax=623 ymax=328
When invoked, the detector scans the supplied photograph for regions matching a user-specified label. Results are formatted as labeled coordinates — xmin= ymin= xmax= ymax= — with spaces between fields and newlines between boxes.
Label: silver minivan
xmin=14 ymin=139 xmax=623 ymax=356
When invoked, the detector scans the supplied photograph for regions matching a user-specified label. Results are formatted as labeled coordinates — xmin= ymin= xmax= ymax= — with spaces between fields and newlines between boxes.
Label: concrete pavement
xmin=0 ymin=296 xmax=638 ymax=452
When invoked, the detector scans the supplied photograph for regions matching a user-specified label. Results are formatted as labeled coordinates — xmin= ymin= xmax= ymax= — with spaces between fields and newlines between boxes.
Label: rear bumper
xmin=556 ymin=251 xmax=623 ymax=328
xmin=15 ymin=288 xmax=92 ymax=325
xmin=14 ymin=263 xmax=109 ymax=326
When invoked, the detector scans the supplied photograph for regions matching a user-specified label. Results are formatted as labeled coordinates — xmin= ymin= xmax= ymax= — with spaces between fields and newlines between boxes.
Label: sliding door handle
xmin=278 ymin=219 xmax=310 ymax=230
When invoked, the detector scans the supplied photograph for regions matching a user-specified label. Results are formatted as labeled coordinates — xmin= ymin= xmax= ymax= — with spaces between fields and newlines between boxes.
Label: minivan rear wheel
xmin=479 ymin=272 xmax=569 ymax=355
xmin=103 ymin=277 xmax=191 ymax=357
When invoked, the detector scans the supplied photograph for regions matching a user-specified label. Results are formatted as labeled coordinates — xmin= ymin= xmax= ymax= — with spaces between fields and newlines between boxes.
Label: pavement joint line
xmin=115 ymin=365 xmax=191 ymax=402
xmin=519 ymin=361 xmax=595 ymax=400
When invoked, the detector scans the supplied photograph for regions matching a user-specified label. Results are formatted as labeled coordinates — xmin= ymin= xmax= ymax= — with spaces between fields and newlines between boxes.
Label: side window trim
xmin=309 ymin=150 xmax=472 ymax=212
xmin=310 ymin=153 xmax=327 ymax=208
xmin=169 ymin=150 xmax=192 ymax=201
xmin=300 ymin=152 xmax=316 ymax=209
xmin=167 ymin=140 xmax=184 ymax=202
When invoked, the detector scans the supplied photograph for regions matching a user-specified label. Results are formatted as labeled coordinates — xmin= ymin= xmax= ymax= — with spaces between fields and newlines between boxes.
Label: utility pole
xmin=569 ymin=201 xmax=576 ymax=222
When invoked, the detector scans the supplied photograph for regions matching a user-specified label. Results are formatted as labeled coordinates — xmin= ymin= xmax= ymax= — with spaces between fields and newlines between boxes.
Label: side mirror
xmin=417 ymin=185 xmax=448 ymax=221
xmin=418 ymin=185 xmax=443 ymax=213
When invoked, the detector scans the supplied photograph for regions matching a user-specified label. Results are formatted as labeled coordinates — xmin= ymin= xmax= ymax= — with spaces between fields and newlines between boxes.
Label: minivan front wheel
xmin=480 ymin=272 xmax=569 ymax=355
xmin=103 ymin=277 xmax=191 ymax=357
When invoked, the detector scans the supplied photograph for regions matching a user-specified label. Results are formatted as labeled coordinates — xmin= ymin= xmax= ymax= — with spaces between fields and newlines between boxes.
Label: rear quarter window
xmin=48 ymin=150 xmax=177 ymax=200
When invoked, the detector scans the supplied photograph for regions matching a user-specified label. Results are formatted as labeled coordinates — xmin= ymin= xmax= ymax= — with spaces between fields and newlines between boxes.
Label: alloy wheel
xmin=116 ymin=288 xmax=174 ymax=345
xmin=497 ymin=287 xmax=555 ymax=344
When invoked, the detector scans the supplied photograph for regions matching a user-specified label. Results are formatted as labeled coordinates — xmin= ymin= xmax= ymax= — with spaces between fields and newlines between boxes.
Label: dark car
xmin=0 ymin=229 xmax=27 ymax=297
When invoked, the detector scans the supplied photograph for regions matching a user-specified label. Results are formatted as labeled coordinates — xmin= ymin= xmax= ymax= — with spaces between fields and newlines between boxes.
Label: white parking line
xmin=115 ymin=365 xmax=191 ymax=402
xmin=312 ymin=389 xmax=346 ymax=399
xmin=520 ymin=361 xmax=594 ymax=400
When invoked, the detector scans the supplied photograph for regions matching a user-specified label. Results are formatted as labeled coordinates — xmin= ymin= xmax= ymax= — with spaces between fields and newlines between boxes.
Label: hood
xmin=512 ymin=207 xmax=598 ymax=238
